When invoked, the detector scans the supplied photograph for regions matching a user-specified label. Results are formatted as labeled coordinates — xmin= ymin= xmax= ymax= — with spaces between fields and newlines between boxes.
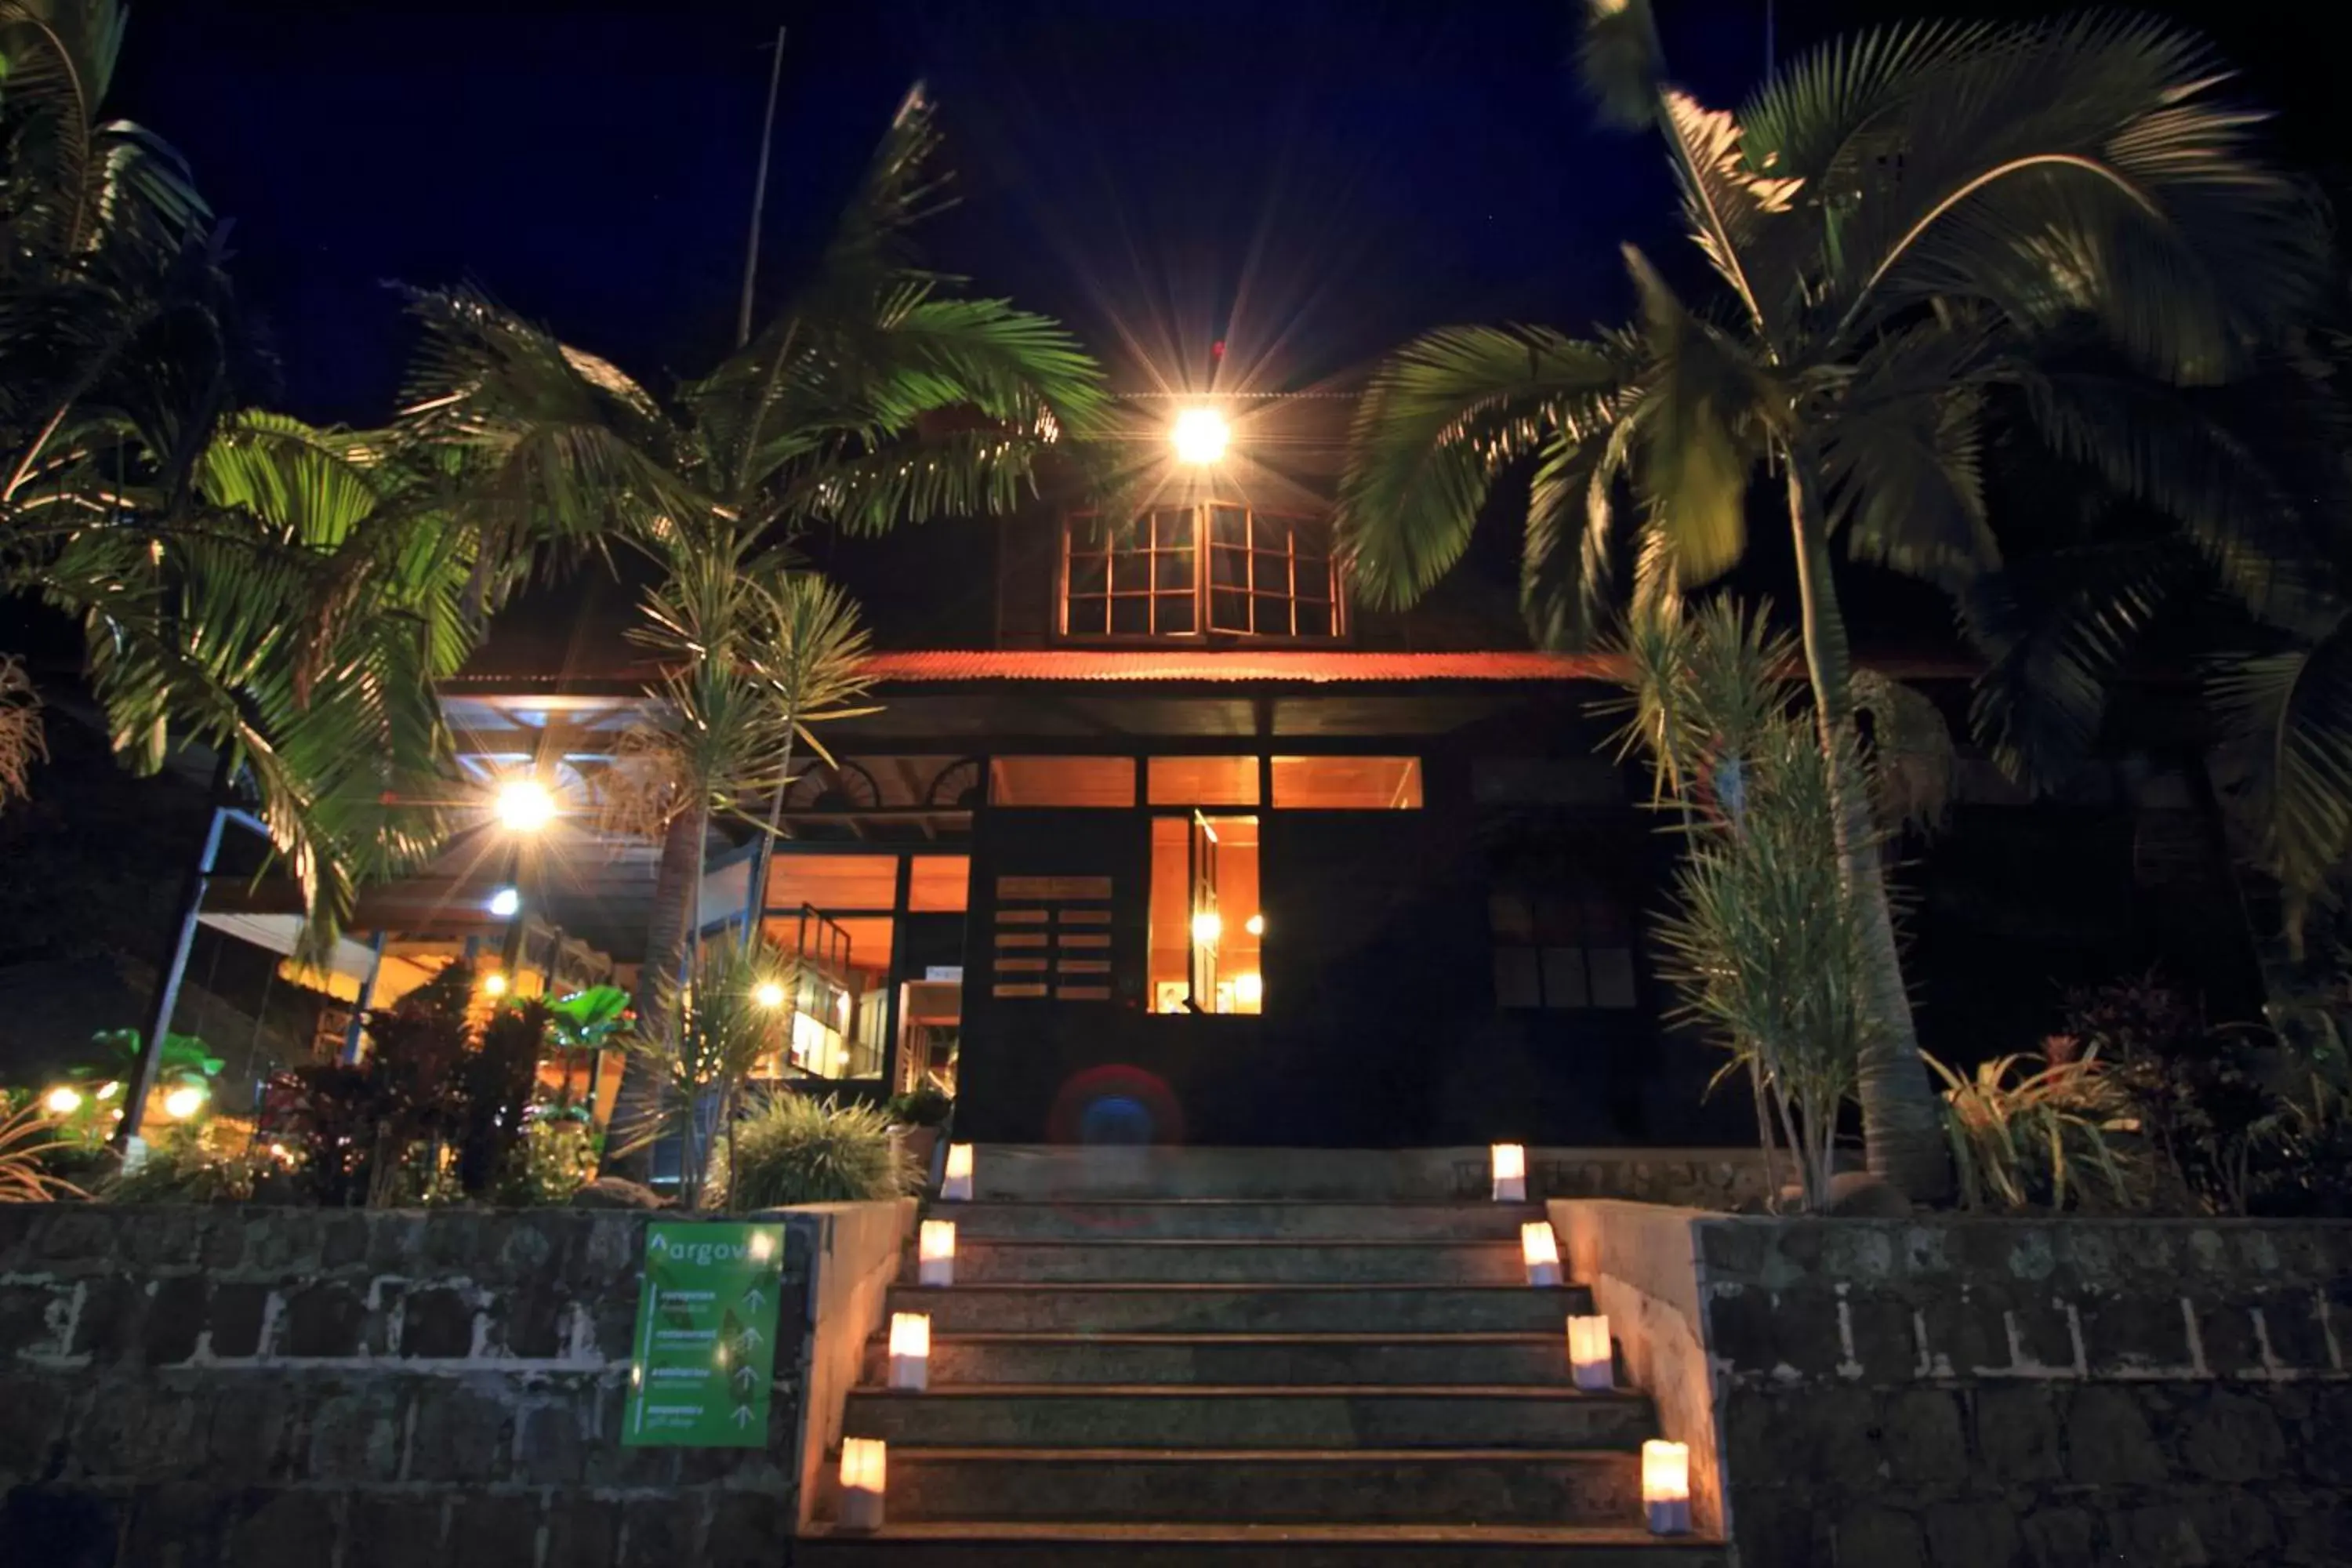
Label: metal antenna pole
xmin=735 ymin=26 xmax=788 ymax=350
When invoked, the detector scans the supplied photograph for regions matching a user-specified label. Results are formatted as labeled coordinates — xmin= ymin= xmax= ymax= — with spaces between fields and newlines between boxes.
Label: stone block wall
xmin=1559 ymin=1202 xmax=2352 ymax=1567
xmin=0 ymin=1202 xmax=904 ymax=1566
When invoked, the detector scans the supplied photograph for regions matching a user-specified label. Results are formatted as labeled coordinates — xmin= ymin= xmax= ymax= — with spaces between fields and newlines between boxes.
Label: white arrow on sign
xmin=735 ymin=1364 xmax=757 ymax=1392
xmin=742 ymin=1288 xmax=765 ymax=1312
xmin=732 ymin=1404 xmax=755 ymax=1428
xmin=735 ymin=1326 xmax=762 ymax=1354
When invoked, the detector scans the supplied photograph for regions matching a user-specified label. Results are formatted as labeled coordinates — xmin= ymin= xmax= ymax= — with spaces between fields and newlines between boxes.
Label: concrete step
xmin=797 ymin=1521 xmax=1728 ymax=1566
xmin=957 ymin=1144 xmax=1759 ymax=1204
xmin=865 ymin=1445 xmax=1641 ymax=1526
xmin=887 ymin=1283 xmax=1588 ymax=1335
xmin=929 ymin=1238 xmax=1528 ymax=1286
xmin=844 ymin=1385 xmax=1654 ymax=1450
xmin=934 ymin=1200 xmax=1544 ymax=1242
xmin=858 ymin=1330 xmax=1578 ymax=1388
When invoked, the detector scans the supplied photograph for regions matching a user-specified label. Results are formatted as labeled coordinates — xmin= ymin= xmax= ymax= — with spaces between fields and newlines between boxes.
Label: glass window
xmin=1272 ymin=756 xmax=1423 ymax=809
xmin=1149 ymin=813 xmax=1263 ymax=1014
xmin=907 ymin=855 xmax=970 ymax=912
xmin=1488 ymin=876 xmax=1636 ymax=1012
xmin=1061 ymin=508 xmax=1340 ymax=643
xmin=989 ymin=756 xmax=1137 ymax=807
xmin=1148 ymin=755 xmax=1260 ymax=807
xmin=767 ymin=855 xmax=899 ymax=911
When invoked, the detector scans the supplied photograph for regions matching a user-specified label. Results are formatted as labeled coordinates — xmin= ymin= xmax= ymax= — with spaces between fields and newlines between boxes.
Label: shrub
xmin=1 ymin=1096 xmax=85 ymax=1202
xmin=1929 ymin=1052 xmax=2140 ymax=1213
xmin=103 ymin=1123 xmax=265 ymax=1204
xmin=886 ymin=1085 xmax=953 ymax=1128
xmin=493 ymin=1113 xmax=601 ymax=1207
xmin=727 ymin=1093 xmax=908 ymax=1210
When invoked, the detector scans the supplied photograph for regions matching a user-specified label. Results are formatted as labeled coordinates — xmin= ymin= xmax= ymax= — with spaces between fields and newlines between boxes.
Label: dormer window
xmin=1060 ymin=506 xmax=1343 ymax=642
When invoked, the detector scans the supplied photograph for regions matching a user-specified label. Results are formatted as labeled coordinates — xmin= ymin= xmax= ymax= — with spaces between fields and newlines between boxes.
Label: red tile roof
xmin=859 ymin=650 xmax=1617 ymax=684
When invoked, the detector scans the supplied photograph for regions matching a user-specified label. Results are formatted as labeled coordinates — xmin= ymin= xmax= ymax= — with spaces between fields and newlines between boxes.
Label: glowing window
xmin=1271 ymin=757 xmax=1423 ymax=809
xmin=907 ymin=856 xmax=970 ymax=913
xmin=1147 ymin=756 xmax=1260 ymax=807
xmin=1061 ymin=508 xmax=1341 ymax=642
xmin=766 ymin=855 xmax=899 ymax=911
xmin=989 ymin=757 xmax=1137 ymax=807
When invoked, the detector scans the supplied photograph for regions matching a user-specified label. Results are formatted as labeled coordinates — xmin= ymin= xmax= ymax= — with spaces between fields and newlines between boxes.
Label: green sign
xmin=622 ymin=1221 xmax=788 ymax=1447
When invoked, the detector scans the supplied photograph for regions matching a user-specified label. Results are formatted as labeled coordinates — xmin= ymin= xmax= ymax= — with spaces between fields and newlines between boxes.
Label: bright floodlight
xmin=754 ymin=980 xmax=788 ymax=1009
xmin=494 ymin=779 xmax=557 ymax=833
xmin=481 ymin=971 xmax=510 ymax=997
xmin=487 ymin=886 xmax=522 ymax=919
xmin=161 ymin=1084 xmax=207 ymax=1121
xmin=1171 ymin=408 xmax=1229 ymax=465
xmin=42 ymin=1085 xmax=82 ymax=1116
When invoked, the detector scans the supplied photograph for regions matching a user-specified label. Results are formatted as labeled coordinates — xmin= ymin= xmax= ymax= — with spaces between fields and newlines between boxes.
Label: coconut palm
xmin=397 ymin=87 xmax=1102 ymax=1139
xmin=1339 ymin=6 xmax=2325 ymax=1196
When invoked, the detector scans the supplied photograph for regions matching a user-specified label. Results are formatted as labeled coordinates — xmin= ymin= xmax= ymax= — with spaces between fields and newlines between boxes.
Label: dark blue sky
xmin=119 ymin=1 xmax=2332 ymax=426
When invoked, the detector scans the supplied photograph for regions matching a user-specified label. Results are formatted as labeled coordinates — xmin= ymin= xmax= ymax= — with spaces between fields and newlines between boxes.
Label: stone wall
xmin=0 ymin=1200 xmax=912 ymax=1566
xmin=1555 ymin=1202 xmax=2352 ymax=1567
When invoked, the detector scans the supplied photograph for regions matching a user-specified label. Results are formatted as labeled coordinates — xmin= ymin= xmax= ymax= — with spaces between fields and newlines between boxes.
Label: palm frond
xmin=1574 ymin=0 xmax=1664 ymax=130
xmin=1337 ymin=323 xmax=1625 ymax=610
xmin=2211 ymin=615 xmax=2352 ymax=918
xmin=1621 ymin=248 xmax=1766 ymax=587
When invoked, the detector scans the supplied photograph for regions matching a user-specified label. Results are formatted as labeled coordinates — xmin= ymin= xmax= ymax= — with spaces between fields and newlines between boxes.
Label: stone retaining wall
xmin=0 ymin=1200 xmax=911 ymax=1566
xmin=1555 ymin=1201 xmax=2352 ymax=1567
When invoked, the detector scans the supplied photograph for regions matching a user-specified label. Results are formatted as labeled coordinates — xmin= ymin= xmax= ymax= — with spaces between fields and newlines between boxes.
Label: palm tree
xmin=398 ymin=87 xmax=1103 ymax=1127
xmin=1339 ymin=6 xmax=2325 ymax=1196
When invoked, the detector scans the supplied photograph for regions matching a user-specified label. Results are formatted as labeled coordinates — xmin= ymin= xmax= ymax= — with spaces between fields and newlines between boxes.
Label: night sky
xmin=118 ymin=1 xmax=2339 ymax=431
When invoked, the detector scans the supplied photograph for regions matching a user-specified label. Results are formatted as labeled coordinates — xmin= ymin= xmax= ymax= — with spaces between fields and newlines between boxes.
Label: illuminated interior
xmin=1147 ymin=755 xmax=1259 ymax=806
xmin=989 ymin=755 xmax=1138 ymax=807
xmin=1149 ymin=814 xmax=1262 ymax=1014
xmin=1271 ymin=755 xmax=1423 ymax=808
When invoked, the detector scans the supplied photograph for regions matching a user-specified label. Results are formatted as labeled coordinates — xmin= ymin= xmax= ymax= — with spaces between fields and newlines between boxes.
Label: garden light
xmin=1491 ymin=1142 xmax=1526 ymax=1202
xmin=487 ymin=886 xmax=522 ymax=918
xmin=918 ymin=1219 xmax=956 ymax=1287
xmin=1568 ymin=1315 xmax=1613 ymax=1390
xmin=838 ymin=1436 xmax=887 ymax=1530
xmin=1171 ymin=407 xmax=1228 ymax=465
xmin=1520 ymin=1219 xmax=1561 ymax=1287
xmin=942 ymin=1142 xmax=974 ymax=1200
xmin=1643 ymin=1439 xmax=1691 ymax=1534
xmin=160 ymin=1084 xmax=207 ymax=1121
xmin=888 ymin=1312 xmax=931 ymax=1391
xmin=42 ymin=1085 xmax=82 ymax=1116
xmin=481 ymin=971 xmax=510 ymax=998
xmin=494 ymin=779 xmax=557 ymax=833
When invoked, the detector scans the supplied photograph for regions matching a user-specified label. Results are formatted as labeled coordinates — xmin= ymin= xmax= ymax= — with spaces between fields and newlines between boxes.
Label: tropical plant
xmin=449 ymin=1000 xmax=546 ymax=1196
xmin=101 ymin=1120 xmax=263 ymax=1204
xmin=612 ymin=940 xmax=791 ymax=1210
xmin=86 ymin=1025 xmax=220 ymax=1088
xmin=1619 ymin=598 xmax=1876 ymax=1210
xmin=0 ymin=1095 xmax=84 ymax=1201
xmin=886 ymin=1083 xmax=953 ymax=1129
xmin=0 ymin=655 xmax=41 ymax=809
xmin=1930 ymin=1051 xmax=2138 ymax=1214
xmin=492 ymin=1110 xmax=600 ymax=1207
xmin=727 ymin=1091 xmax=908 ymax=1210
xmin=1339 ymin=5 xmax=2326 ymax=1196
xmin=543 ymin=983 xmax=634 ymax=1111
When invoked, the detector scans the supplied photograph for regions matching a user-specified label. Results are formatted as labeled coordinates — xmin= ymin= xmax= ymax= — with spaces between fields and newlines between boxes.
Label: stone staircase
xmin=797 ymin=1186 xmax=1725 ymax=1565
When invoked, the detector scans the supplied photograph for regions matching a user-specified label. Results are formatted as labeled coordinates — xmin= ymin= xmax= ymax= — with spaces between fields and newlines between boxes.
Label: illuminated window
xmin=1148 ymin=756 xmax=1260 ymax=807
xmin=766 ymin=855 xmax=899 ymax=911
xmin=907 ymin=856 xmax=970 ymax=912
xmin=1149 ymin=814 xmax=1262 ymax=1014
xmin=989 ymin=757 xmax=1137 ymax=807
xmin=1271 ymin=756 xmax=1423 ymax=809
xmin=1061 ymin=508 xmax=1341 ymax=642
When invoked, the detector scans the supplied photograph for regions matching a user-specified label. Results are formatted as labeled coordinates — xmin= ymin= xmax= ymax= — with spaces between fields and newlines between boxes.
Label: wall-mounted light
xmin=486 ymin=886 xmax=522 ymax=919
xmin=1244 ymin=913 xmax=1265 ymax=938
xmin=1171 ymin=408 xmax=1229 ymax=465
xmin=888 ymin=1312 xmax=931 ymax=1392
xmin=493 ymin=779 xmax=557 ymax=834
xmin=1642 ymin=1439 xmax=1691 ymax=1535
xmin=1191 ymin=910 xmax=1223 ymax=946
xmin=839 ymin=1436 xmax=887 ymax=1530
xmin=1520 ymin=1220 xmax=1561 ymax=1287
xmin=481 ymin=970 xmax=510 ymax=998
xmin=918 ymin=1220 xmax=956 ymax=1287
xmin=1491 ymin=1143 xmax=1526 ymax=1202
xmin=753 ymin=980 xmax=787 ymax=1010
xmin=942 ymin=1143 xmax=974 ymax=1201
xmin=1568 ymin=1314 xmax=1613 ymax=1391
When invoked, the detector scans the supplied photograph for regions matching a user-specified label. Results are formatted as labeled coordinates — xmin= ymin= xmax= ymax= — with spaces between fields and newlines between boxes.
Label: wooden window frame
xmin=1058 ymin=506 xmax=1345 ymax=645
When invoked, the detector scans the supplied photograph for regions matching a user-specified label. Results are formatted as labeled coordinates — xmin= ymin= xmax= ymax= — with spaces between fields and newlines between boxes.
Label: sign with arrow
xmin=622 ymin=1221 xmax=789 ymax=1447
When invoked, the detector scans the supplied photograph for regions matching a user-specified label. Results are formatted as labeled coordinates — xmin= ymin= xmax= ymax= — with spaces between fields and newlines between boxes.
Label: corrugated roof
xmin=858 ymin=650 xmax=1613 ymax=684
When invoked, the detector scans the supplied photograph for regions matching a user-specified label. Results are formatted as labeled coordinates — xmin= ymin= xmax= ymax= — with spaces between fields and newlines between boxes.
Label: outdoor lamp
xmin=481 ymin=970 xmax=510 ymax=998
xmin=1171 ymin=407 xmax=1229 ymax=465
xmin=753 ymin=980 xmax=787 ymax=1010
xmin=942 ymin=1142 xmax=974 ymax=1201
xmin=1567 ymin=1315 xmax=1613 ymax=1391
xmin=486 ymin=886 xmax=522 ymax=919
xmin=918 ymin=1220 xmax=956 ymax=1287
xmin=1520 ymin=1220 xmax=1561 ymax=1287
xmin=838 ymin=1436 xmax=887 ymax=1530
xmin=42 ymin=1085 xmax=82 ymax=1116
xmin=493 ymin=778 xmax=557 ymax=834
xmin=160 ymin=1084 xmax=207 ymax=1121
xmin=888 ymin=1312 xmax=931 ymax=1392
xmin=1244 ymin=913 xmax=1265 ymax=937
xmin=1491 ymin=1143 xmax=1526 ymax=1202
xmin=1642 ymin=1439 xmax=1691 ymax=1535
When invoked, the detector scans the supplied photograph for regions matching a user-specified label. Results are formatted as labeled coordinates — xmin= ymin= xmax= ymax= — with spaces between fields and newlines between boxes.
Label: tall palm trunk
xmin=1786 ymin=459 xmax=1951 ymax=1200
xmin=604 ymin=800 xmax=706 ymax=1178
